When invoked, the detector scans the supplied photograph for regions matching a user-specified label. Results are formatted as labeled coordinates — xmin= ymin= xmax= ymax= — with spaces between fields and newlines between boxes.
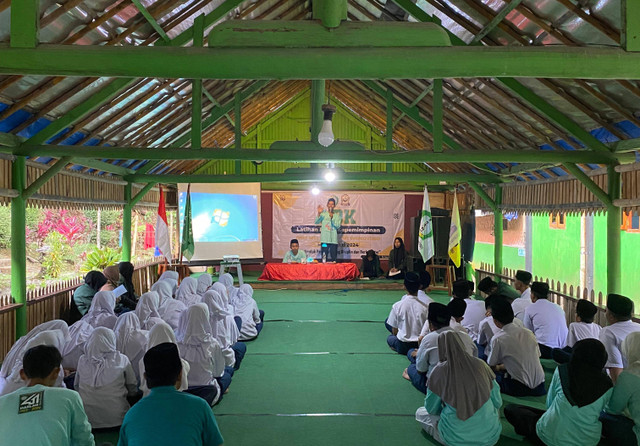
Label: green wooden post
xmin=386 ymin=88 xmax=394 ymax=173
xmin=494 ymin=185 xmax=503 ymax=277
xmin=235 ymin=94 xmax=242 ymax=174
xmin=607 ymin=165 xmax=621 ymax=294
xmin=622 ymin=0 xmax=640 ymax=52
xmin=432 ymin=79 xmax=443 ymax=153
xmin=11 ymin=0 xmax=39 ymax=48
xmin=11 ymin=157 xmax=27 ymax=338
xmin=122 ymin=182 xmax=132 ymax=262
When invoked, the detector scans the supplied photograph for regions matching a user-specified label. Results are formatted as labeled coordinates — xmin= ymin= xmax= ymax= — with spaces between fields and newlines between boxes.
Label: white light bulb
xmin=311 ymin=186 xmax=321 ymax=195
xmin=318 ymin=120 xmax=334 ymax=147
xmin=324 ymin=170 xmax=336 ymax=182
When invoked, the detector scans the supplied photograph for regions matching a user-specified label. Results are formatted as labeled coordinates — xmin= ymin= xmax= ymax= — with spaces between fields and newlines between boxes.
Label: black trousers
xmin=504 ymin=404 xmax=546 ymax=445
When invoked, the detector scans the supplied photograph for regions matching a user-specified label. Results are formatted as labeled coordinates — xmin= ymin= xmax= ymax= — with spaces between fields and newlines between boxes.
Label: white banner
xmin=272 ymin=192 xmax=405 ymax=260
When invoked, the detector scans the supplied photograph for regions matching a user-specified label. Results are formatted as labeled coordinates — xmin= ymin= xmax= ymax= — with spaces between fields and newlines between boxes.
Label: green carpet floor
xmin=97 ymin=289 xmax=553 ymax=445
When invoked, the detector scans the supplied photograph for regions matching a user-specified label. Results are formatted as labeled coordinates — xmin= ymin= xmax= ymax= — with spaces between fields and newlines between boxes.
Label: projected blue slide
xmin=179 ymin=192 xmax=259 ymax=242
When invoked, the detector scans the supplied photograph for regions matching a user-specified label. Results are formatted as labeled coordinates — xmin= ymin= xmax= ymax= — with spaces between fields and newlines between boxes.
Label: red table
xmin=259 ymin=262 xmax=360 ymax=281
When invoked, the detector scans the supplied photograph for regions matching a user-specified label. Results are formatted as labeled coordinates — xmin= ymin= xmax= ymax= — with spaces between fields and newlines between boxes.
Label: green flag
xmin=181 ymin=184 xmax=194 ymax=261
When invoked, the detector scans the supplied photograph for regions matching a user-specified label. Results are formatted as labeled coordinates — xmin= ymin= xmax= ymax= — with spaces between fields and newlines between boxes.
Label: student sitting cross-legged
xmin=523 ymin=282 xmax=568 ymax=359
xmin=600 ymin=331 xmax=640 ymax=446
xmin=415 ymin=331 xmax=502 ymax=446
xmin=599 ymin=293 xmax=640 ymax=384
xmin=406 ymin=303 xmax=475 ymax=394
xmin=118 ymin=343 xmax=224 ymax=446
xmin=552 ymin=299 xmax=602 ymax=364
xmin=504 ymin=339 xmax=613 ymax=446
xmin=0 ymin=345 xmax=94 ymax=446
xmin=451 ymin=280 xmax=485 ymax=343
xmin=487 ymin=298 xmax=546 ymax=397
xmin=386 ymin=272 xmax=429 ymax=355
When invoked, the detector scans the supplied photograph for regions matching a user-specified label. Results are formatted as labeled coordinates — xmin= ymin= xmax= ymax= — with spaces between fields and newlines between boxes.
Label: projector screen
xmin=178 ymin=183 xmax=263 ymax=261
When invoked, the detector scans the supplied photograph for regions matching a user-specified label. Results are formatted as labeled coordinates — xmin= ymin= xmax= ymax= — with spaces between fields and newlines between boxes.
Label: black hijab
xmin=119 ymin=262 xmax=136 ymax=297
xmin=85 ymin=270 xmax=107 ymax=292
xmin=559 ymin=338 xmax=612 ymax=407
xmin=390 ymin=237 xmax=406 ymax=268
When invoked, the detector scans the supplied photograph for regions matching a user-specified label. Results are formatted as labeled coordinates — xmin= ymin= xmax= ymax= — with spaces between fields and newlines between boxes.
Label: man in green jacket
xmin=315 ymin=198 xmax=342 ymax=262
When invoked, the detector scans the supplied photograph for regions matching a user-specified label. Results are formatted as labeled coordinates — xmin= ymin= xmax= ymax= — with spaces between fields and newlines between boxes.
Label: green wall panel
xmin=474 ymin=242 xmax=524 ymax=271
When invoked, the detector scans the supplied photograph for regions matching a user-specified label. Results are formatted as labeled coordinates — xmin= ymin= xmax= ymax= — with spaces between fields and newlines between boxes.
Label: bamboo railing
xmin=476 ymin=262 xmax=640 ymax=326
xmin=0 ymin=259 xmax=163 ymax=359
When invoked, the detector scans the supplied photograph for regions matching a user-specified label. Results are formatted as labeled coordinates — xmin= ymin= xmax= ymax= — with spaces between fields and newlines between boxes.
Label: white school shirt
xmin=461 ymin=298 xmax=486 ymax=342
xmin=488 ymin=323 xmax=545 ymax=389
xmin=523 ymin=298 xmax=568 ymax=349
xmin=599 ymin=320 xmax=640 ymax=368
xmin=511 ymin=288 xmax=532 ymax=322
xmin=566 ymin=321 xmax=602 ymax=348
xmin=387 ymin=295 xmax=429 ymax=342
xmin=415 ymin=326 xmax=476 ymax=376
xmin=416 ymin=290 xmax=434 ymax=307
xmin=0 ymin=384 xmax=94 ymax=446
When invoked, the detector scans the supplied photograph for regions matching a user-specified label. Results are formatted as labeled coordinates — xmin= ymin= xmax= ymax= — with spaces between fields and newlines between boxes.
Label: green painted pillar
xmin=494 ymin=185 xmax=503 ymax=277
xmin=606 ymin=165 xmax=621 ymax=294
xmin=310 ymin=80 xmax=325 ymax=143
xmin=11 ymin=157 xmax=27 ymax=338
xmin=122 ymin=182 xmax=132 ymax=262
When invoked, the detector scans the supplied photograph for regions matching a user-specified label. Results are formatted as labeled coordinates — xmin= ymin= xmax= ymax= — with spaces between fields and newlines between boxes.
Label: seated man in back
xmin=478 ymin=276 xmax=520 ymax=301
xmin=487 ymin=298 xmax=546 ymax=397
xmin=523 ymin=282 xmax=568 ymax=359
xmin=385 ymin=272 xmax=429 ymax=355
xmin=511 ymin=270 xmax=533 ymax=322
xmin=599 ymin=293 xmax=640 ymax=383
xmin=118 ymin=343 xmax=224 ymax=446
xmin=359 ymin=249 xmax=384 ymax=279
xmin=452 ymin=279 xmax=485 ymax=343
xmin=283 ymin=239 xmax=306 ymax=264
xmin=0 ymin=345 xmax=94 ymax=446
xmin=552 ymin=299 xmax=602 ymax=364
xmin=416 ymin=271 xmax=433 ymax=307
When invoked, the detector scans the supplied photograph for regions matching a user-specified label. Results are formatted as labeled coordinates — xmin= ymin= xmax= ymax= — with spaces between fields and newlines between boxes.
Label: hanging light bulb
xmin=311 ymin=185 xmax=321 ymax=195
xmin=324 ymin=163 xmax=336 ymax=182
xmin=318 ymin=104 xmax=336 ymax=147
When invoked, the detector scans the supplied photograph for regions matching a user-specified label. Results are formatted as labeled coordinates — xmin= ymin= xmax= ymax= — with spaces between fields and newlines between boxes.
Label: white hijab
xmin=218 ymin=274 xmax=238 ymax=305
xmin=81 ymin=291 xmax=117 ymax=329
xmin=177 ymin=304 xmax=216 ymax=363
xmin=176 ymin=277 xmax=200 ymax=306
xmin=61 ymin=320 xmax=95 ymax=369
xmin=1 ymin=320 xmax=69 ymax=379
xmin=235 ymin=284 xmax=256 ymax=314
xmin=140 ymin=321 xmax=189 ymax=393
xmin=623 ymin=331 xmax=640 ymax=378
xmin=113 ymin=312 xmax=147 ymax=359
xmin=76 ymin=327 xmax=129 ymax=387
xmin=151 ymin=280 xmax=186 ymax=330
xmin=196 ymin=273 xmax=213 ymax=296
xmin=135 ymin=291 xmax=161 ymax=329
xmin=202 ymin=290 xmax=238 ymax=348
xmin=158 ymin=271 xmax=179 ymax=282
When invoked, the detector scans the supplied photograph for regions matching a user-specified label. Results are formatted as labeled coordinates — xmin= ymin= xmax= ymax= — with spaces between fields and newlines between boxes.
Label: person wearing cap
xmin=283 ymin=239 xmax=306 ymax=264
xmin=512 ymin=270 xmax=533 ymax=322
xmin=0 ymin=345 xmax=94 ymax=446
xmin=406 ymin=303 xmax=475 ymax=394
xmin=416 ymin=270 xmax=434 ymax=307
xmin=477 ymin=295 xmax=525 ymax=361
xmin=118 ymin=343 xmax=224 ymax=446
xmin=487 ymin=298 xmax=546 ymax=397
xmin=448 ymin=279 xmax=485 ymax=343
xmin=477 ymin=276 xmax=520 ymax=301
xmin=447 ymin=299 xmax=479 ymax=358
xmin=359 ymin=249 xmax=384 ymax=279
xmin=552 ymin=299 xmax=602 ymax=364
xmin=599 ymin=293 xmax=640 ymax=383
xmin=386 ymin=272 xmax=429 ymax=355
xmin=523 ymin=282 xmax=568 ymax=359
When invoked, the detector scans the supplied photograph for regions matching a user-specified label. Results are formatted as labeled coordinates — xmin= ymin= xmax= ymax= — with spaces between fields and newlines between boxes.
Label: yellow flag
xmin=448 ymin=191 xmax=461 ymax=268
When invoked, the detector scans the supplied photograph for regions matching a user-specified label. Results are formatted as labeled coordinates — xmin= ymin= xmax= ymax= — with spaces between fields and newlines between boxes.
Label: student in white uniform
xmin=176 ymin=304 xmax=230 ymax=406
xmin=75 ymin=327 xmax=139 ymax=429
xmin=0 ymin=345 xmax=94 ymax=446
xmin=196 ymin=273 xmax=213 ymax=296
xmin=234 ymin=284 xmax=265 ymax=341
xmin=205 ymin=285 xmax=247 ymax=370
xmin=151 ymin=279 xmax=186 ymax=331
xmin=512 ymin=270 xmax=533 ymax=322
xmin=406 ymin=303 xmax=476 ymax=394
xmin=218 ymin=273 xmax=239 ymax=309
xmin=80 ymin=290 xmax=117 ymax=329
xmin=386 ymin=272 xmax=429 ymax=355
xmin=61 ymin=320 xmax=94 ymax=371
xmin=416 ymin=271 xmax=434 ymax=307
xmin=552 ymin=299 xmax=601 ymax=364
xmin=599 ymin=293 xmax=640 ymax=383
xmin=139 ymin=321 xmax=190 ymax=397
xmin=488 ymin=297 xmax=546 ymax=397
xmin=201 ymin=290 xmax=238 ymax=369
xmin=453 ymin=279 xmax=485 ymax=342
xmin=176 ymin=277 xmax=200 ymax=307
xmin=114 ymin=312 xmax=148 ymax=384
xmin=523 ymin=282 xmax=568 ymax=359
xmin=447 ymin=298 xmax=478 ymax=358
xmin=135 ymin=291 xmax=162 ymax=330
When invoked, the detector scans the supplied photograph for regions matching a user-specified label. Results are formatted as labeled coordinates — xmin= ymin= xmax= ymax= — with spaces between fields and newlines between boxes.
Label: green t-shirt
xmin=283 ymin=249 xmax=307 ymax=263
xmin=315 ymin=211 xmax=341 ymax=244
xmin=497 ymin=282 xmax=521 ymax=300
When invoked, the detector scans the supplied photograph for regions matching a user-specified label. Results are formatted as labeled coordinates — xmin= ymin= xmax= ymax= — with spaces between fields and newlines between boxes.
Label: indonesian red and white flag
xmin=156 ymin=186 xmax=172 ymax=264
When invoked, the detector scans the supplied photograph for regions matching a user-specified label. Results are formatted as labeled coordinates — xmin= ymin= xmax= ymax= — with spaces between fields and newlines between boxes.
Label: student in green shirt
xmin=283 ymin=239 xmax=307 ymax=263
xmin=478 ymin=276 xmax=520 ymax=301
xmin=315 ymin=198 xmax=341 ymax=262
xmin=601 ymin=331 xmax=640 ymax=446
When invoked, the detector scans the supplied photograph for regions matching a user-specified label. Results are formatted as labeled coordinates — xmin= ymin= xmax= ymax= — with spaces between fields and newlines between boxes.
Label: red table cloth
xmin=259 ymin=262 xmax=360 ymax=281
